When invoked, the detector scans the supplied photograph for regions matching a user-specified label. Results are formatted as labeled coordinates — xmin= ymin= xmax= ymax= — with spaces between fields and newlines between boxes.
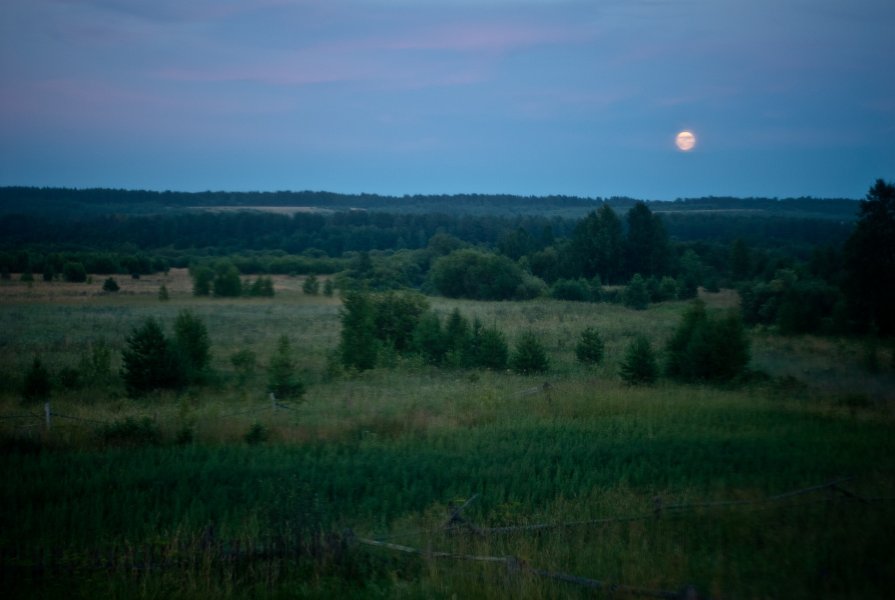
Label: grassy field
xmin=2 ymin=273 xmax=894 ymax=598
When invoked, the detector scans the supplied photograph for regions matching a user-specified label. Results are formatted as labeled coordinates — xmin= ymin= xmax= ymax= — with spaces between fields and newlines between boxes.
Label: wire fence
xmin=355 ymin=477 xmax=895 ymax=599
xmin=0 ymin=395 xmax=300 ymax=434
xmin=3 ymin=391 xmax=893 ymax=597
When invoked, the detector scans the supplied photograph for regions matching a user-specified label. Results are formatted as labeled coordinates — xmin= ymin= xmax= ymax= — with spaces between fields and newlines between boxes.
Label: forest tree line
xmin=1 ymin=182 xmax=892 ymax=337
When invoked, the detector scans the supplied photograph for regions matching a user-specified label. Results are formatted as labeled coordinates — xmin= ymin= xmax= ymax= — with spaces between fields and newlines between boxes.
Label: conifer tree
xmin=121 ymin=318 xmax=185 ymax=396
xmin=575 ymin=327 xmax=605 ymax=365
xmin=510 ymin=332 xmax=550 ymax=375
xmin=619 ymin=336 xmax=658 ymax=385
xmin=268 ymin=335 xmax=305 ymax=400
xmin=339 ymin=290 xmax=378 ymax=370
xmin=23 ymin=356 xmax=51 ymax=402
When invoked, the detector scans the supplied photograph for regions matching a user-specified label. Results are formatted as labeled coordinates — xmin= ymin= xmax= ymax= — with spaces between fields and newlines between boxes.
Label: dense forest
xmin=0 ymin=183 xmax=889 ymax=336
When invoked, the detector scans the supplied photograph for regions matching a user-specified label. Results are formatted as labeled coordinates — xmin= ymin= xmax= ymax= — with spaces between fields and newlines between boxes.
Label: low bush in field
xmin=99 ymin=417 xmax=162 ymax=447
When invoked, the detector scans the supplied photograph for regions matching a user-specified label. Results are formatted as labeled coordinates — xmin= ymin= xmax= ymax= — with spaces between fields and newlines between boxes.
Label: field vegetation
xmin=1 ymin=182 xmax=894 ymax=598
xmin=2 ymin=272 xmax=894 ymax=599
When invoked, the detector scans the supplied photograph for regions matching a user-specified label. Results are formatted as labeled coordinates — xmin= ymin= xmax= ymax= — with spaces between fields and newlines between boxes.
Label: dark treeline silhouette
xmin=0 ymin=186 xmax=859 ymax=219
xmin=2 ymin=183 xmax=889 ymax=337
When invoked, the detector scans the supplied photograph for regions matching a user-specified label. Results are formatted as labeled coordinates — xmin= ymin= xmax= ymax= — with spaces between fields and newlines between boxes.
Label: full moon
xmin=675 ymin=130 xmax=696 ymax=151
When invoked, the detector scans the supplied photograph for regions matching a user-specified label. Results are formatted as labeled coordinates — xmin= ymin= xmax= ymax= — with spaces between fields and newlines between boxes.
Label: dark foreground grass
xmin=3 ymin=289 xmax=894 ymax=597
xmin=3 ymin=392 xmax=894 ymax=599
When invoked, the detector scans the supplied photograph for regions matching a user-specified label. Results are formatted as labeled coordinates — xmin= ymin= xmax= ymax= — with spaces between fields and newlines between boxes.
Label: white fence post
xmin=44 ymin=401 xmax=51 ymax=431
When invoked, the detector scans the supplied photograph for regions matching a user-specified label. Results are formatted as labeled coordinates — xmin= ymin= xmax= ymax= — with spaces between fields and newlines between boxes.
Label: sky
xmin=1 ymin=0 xmax=893 ymax=200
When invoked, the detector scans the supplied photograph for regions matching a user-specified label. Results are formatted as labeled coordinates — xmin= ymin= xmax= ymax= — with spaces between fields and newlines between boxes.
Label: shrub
xmin=510 ymin=332 xmax=550 ymax=375
xmin=158 ymin=284 xmax=170 ymax=301
xmin=466 ymin=320 xmax=509 ymax=371
xmin=244 ymin=422 xmax=270 ymax=445
xmin=191 ymin=265 xmax=213 ymax=296
xmin=444 ymin=308 xmax=471 ymax=366
xmin=100 ymin=417 xmax=162 ymax=447
xmin=102 ymin=277 xmax=119 ymax=292
xmin=430 ymin=249 xmax=526 ymax=300
xmin=173 ymin=310 xmax=211 ymax=382
xmin=23 ymin=357 xmax=52 ymax=402
xmin=42 ymin=265 xmax=55 ymax=282
xmin=57 ymin=366 xmax=82 ymax=390
xmin=623 ymin=274 xmax=650 ymax=310
xmin=339 ymin=290 xmax=379 ymax=371
xmin=323 ymin=279 xmax=334 ymax=297
xmin=657 ymin=276 xmax=680 ymax=302
xmin=412 ymin=312 xmax=448 ymax=366
xmin=373 ymin=291 xmax=430 ymax=353
xmin=78 ymin=339 xmax=114 ymax=387
xmin=551 ymin=278 xmax=593 ymax=302
xmin=248 ymin=276 xmax=275 ymax=297
xmin=212 ymin=262 xmax=242 ymax=297
xmin=230 ymin=348 xmax=257 ymax=384
xmin=665 ymin=301 xmax=750 ymax=383
xmin=121 ymin=318 xmax=186 ymax=396
xmin=619 ymin=336 xmax=658 ymax=385
xmin=63 ymin=262 xmax=87 ymax=283
xmin=268 ymin=335 xmax=305 ymax=400
xmin=302 ymin=274 xmax=320 ymax=295
xmin=20 ymin=270 xmax=34 ymax=282
xmin=575 ymin=327 xmax=605 ymax=365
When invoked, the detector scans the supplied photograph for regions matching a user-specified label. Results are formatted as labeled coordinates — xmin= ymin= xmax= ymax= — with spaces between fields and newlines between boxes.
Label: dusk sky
xmin=2 ymin=0 xmax=893 ymax=199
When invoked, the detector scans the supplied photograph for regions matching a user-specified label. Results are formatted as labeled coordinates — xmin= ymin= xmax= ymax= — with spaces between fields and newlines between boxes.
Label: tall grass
xmin=2 ymin=280 xmax=894 ymax=597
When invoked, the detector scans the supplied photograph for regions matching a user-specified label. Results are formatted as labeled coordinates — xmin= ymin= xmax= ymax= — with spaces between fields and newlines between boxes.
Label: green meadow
xmin=2 ymin=274 xmax=894 ymax=599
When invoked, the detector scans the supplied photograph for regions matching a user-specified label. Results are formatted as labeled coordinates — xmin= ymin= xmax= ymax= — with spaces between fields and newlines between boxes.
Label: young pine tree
xmin=23 ymin=356 xmax=52 ymax=402
xmin=173 ymin=310 xmax=211 ymax=383
xmin=412 ymin=312 xmax=447 ymax=366
xmin=339 ymin=290 xmax=378 ymax=371
xmin=267 ymin=335 xmax=305 ymax=400
xmin=302 ymin=274 xmax=320 ymax=295
xmin=121 ymin=318 xmax=185 ymax=396
xmin=619 ymin=336 xmax=658 ymax=385
xmin=465 ymin=319 xmax=509 ymax=370
xmin=575 ymin=327 xmax=605 ymax=365
xmin=510 ymin=332 xmax=550 ymax=375
xmin=623 ymin=274 xmax=650 ymax=310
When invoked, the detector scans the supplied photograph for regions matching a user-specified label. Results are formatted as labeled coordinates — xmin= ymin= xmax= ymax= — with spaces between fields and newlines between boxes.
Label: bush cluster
xmin=338 ymin=291 xmax=550 ymax=374
xmin=665 ymin=301 xmax=750 ymax=383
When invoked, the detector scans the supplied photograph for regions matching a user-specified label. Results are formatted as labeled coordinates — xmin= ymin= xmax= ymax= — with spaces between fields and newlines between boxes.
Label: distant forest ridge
xmin=0 ymin=186 xmax=859 ymax=221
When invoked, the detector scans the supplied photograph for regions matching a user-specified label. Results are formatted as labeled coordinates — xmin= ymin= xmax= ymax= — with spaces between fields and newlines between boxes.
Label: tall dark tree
xmin=665 ymin=301 xmax=750 ymax=382
xmin=844 ymin=179 xmax=895 ymax=334
xmin=339 ymin=290 xmax=378 ymax=371
xmin=624 ymin=202 xmax=668 ymax=278
xmin=372 ymin=291 xmax=429 ymax=352
xmin=191 ymin=265 xmax=213 ymax=296
xmin=412 ymin=312 xmax=448 ymax=365
xmin=23 ymin=356 xmax=52 ymax=402
xmin=121 ymin=318 xmax=185 ymax=396
xmin=267 ymin=335 xmax=305 ymax=400
xmin=619 ymin=336 xmax=658 ymax=385
xmin=568 ymin=205 xmax=623 ymax=283
xmin=173 ymin=310 xmax=211 ymax=381
xmin=212 ymin=262 xmax=242 ymax=297
xmin=510 ymin=331 xmax=550 ymax=375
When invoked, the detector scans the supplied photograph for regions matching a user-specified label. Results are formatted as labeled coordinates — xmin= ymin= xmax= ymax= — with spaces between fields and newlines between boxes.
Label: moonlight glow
xmin=675 ymin=130 xmax=696 ymax=151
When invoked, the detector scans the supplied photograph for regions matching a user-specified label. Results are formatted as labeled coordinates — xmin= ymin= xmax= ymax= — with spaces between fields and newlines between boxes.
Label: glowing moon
xmin=675 ymin=130 xmax=696 ymax=151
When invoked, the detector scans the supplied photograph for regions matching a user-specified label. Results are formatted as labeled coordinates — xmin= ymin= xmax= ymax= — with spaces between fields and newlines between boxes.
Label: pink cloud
xmin=385 ymin=21 xmax=592 ymax=53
